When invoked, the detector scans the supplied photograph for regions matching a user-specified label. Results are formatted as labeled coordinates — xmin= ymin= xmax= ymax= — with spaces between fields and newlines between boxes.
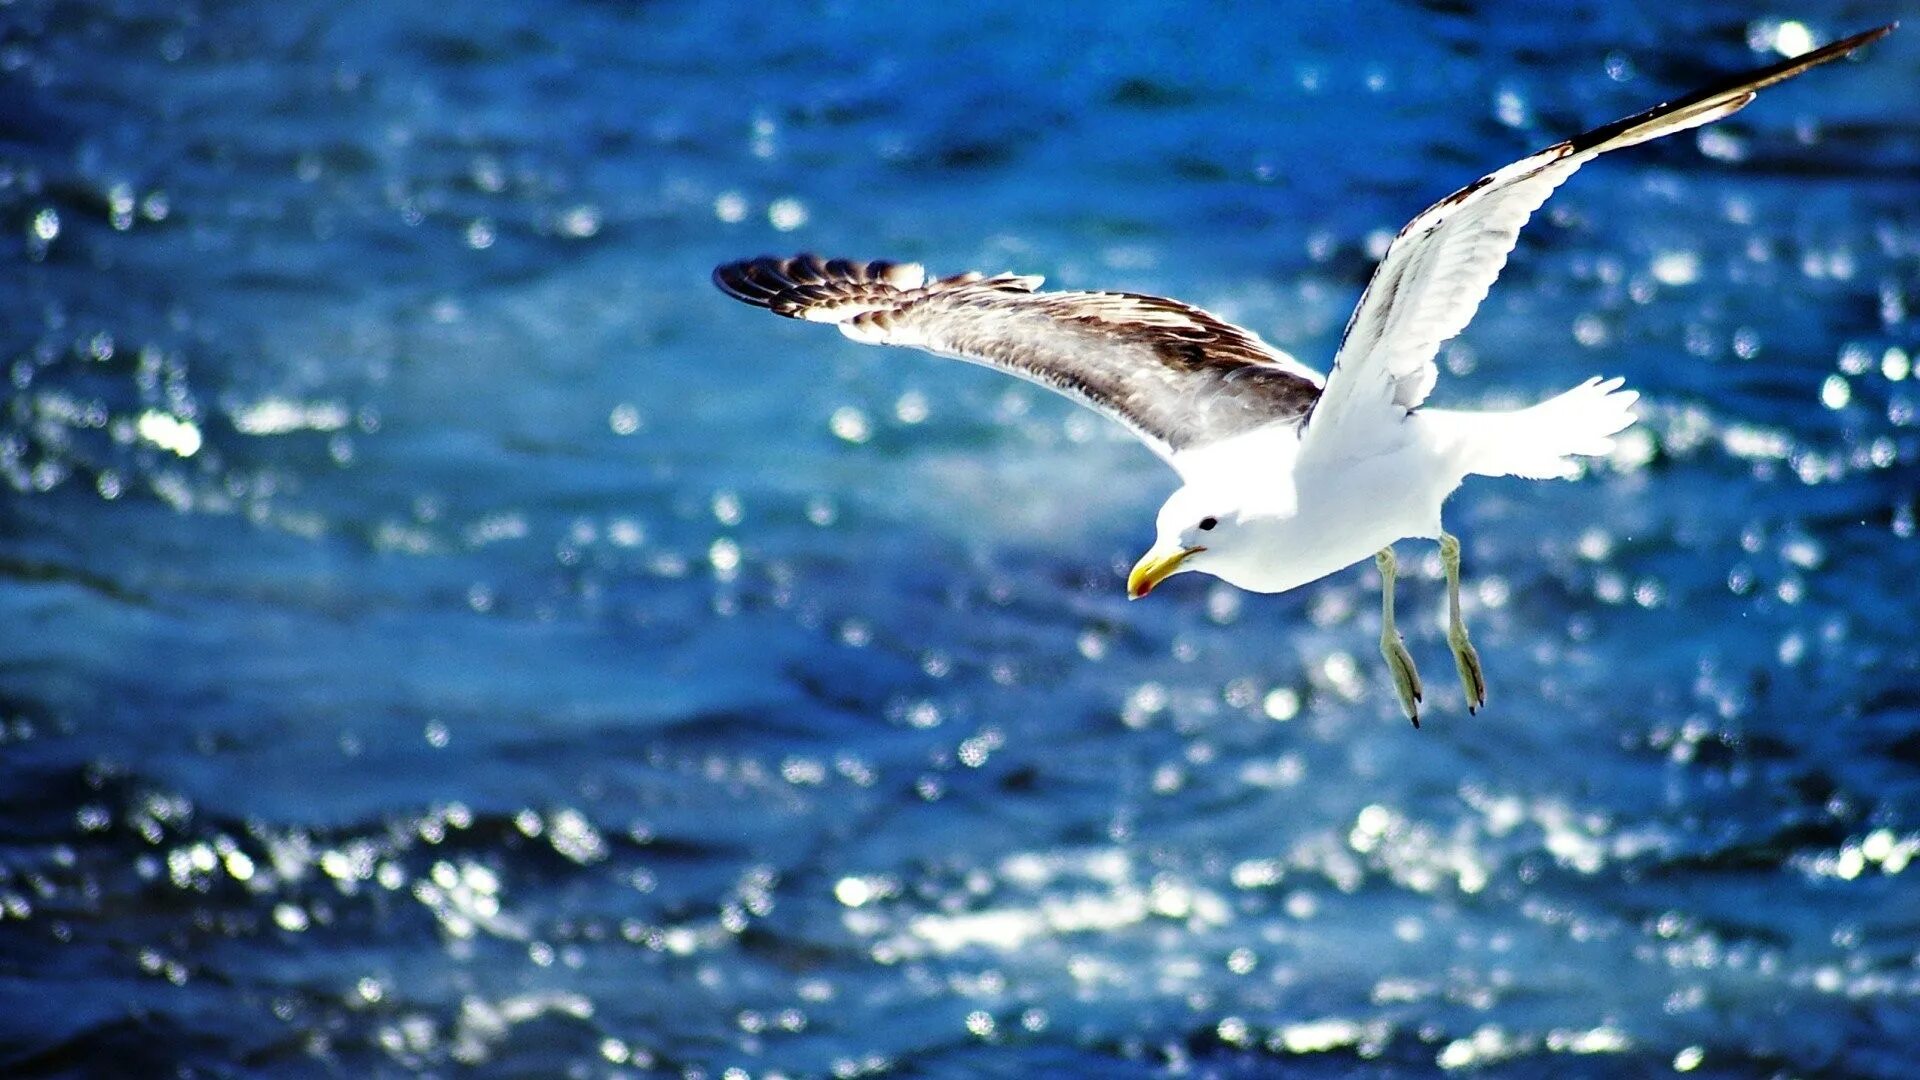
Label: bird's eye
xmin=1198 ymin=516 xmax=1218 ymax=532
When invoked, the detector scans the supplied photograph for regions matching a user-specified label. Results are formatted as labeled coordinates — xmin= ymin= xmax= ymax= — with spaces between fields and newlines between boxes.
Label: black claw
xmin=1410 ymin=714 xmax=1420 ymax=729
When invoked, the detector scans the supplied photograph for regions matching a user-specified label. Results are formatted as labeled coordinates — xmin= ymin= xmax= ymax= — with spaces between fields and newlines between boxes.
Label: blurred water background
xmin=3 ymin=1 xmax=1919 ymax=1076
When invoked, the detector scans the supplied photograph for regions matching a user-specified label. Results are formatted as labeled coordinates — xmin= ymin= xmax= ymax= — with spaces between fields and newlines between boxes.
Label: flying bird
xmin=713 ymin=24 xmax=1894 ymax=726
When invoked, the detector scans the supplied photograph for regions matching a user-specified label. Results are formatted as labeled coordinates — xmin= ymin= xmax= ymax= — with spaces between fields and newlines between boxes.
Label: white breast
xmin=1203 ymin=422 xmax=1464 ymax=595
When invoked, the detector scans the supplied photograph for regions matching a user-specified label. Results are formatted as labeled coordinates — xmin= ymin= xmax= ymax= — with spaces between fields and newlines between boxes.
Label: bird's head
xmin=1128 ymin=484 xmax=1245 ymax=599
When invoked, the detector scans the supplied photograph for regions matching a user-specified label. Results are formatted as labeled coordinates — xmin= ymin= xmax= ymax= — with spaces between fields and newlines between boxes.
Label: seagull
xmin=713 ymin=25 xmax=1893 ymax=726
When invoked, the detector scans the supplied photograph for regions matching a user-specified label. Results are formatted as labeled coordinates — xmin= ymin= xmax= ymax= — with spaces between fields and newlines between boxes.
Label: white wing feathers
xmin=1304 ymin=24 xmax=1894 ymax=457
xmin=714 ymin=27 xmax=1893 ymax=476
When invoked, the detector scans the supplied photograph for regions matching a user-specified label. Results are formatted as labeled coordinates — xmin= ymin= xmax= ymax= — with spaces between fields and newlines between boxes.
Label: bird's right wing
xmin=715 ymin=254 xmax=1323 ymax=471
xmin=1302 ymin=23 xmax=1894 ymax=462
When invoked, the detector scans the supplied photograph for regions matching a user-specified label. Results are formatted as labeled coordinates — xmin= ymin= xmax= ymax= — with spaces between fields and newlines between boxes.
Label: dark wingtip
xmin=712 ymin=257 xmax=767 ymax=305
xmin=714 ymin=254 xmax=823 ymax=308
xmin=1561 ymin=22 xmax=1899 ymax=158
xmin=714 ymin=253 xmax=931 ymax=323
xmin=1732 ymin=22 xmax=1897 ymax=94
xmin=1851 ymin=22 xmax=1898 ymax=46
xmin=1797 ymin=22 xmax=1895 ymax=64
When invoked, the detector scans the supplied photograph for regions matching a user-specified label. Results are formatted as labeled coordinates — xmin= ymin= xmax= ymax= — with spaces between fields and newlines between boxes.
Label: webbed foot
xmin=1440 ymin=531 xmax=1487 ymax=714
xmin=1449 ymin=624 xmax=1486 ymax=714
xmin=1375 ymin=546 xmax=1423 ymax=727
xmin=1381 ymin=629 xmax=1424 ymax=727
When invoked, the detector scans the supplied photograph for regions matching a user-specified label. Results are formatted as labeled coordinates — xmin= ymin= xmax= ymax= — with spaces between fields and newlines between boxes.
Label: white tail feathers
xmin=1467 ymin=376 xmax=1639 ymax=479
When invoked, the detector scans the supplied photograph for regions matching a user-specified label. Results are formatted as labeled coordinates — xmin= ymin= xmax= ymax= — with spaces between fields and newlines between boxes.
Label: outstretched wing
xmin=1304 ymin=24 xmax=1894 ymax=451
xmin=714 ymin=254 xmax=1322 ymax=469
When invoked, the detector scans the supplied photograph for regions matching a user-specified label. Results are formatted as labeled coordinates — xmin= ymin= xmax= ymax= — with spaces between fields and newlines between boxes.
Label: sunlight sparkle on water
xmin=4 ymin=4 xmax=1914 ymax=1077
xmin=135 ymin=410 xmax=202 ymax=457
xmin=231 ymin=398 xmax=350 ymax=435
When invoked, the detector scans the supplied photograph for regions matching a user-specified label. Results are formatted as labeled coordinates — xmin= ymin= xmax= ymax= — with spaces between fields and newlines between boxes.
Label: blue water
xmin=4 ymin=2 xmax=1919 ymax=1076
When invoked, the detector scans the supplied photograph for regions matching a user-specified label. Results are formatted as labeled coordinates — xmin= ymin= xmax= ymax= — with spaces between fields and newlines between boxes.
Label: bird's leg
xmin=1375 ymin=546 xmax=1422 ymax=727
xmin=1440 ymin=531 xmax=1487 ymax=713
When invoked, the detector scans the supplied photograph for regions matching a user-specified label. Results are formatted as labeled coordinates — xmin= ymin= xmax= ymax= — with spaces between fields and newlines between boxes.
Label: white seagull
xmin=714 ymin=25 xmax=1893 ymax=726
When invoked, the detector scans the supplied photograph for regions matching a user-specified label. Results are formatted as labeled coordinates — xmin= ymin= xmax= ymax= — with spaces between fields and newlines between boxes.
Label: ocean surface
xmin=3 ymin=2 xmax=1919 ymax=1076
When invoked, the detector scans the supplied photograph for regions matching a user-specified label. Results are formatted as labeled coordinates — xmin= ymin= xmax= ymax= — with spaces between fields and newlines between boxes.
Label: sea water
xmin=2 ymin=2 xmax=1918 ymax=1076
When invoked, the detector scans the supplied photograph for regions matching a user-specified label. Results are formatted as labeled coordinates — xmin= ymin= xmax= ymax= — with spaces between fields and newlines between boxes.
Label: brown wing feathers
xmin=713 ymin=254 xmax=1321 ymax=459
xmin=713 ymin=255 xmax=1040 ymax=326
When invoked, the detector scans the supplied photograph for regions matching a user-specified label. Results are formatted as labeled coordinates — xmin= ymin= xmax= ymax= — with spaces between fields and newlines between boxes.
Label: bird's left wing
xmin=715 ymin=254 xmax=1323 ymax=472
xmin=1302 ymin=24 xmax=1894 ymax=457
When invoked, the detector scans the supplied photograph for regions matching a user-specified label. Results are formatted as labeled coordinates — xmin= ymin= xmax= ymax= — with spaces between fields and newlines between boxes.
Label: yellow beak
xmin=1128 ymin=545 xmax=1203 ymax=600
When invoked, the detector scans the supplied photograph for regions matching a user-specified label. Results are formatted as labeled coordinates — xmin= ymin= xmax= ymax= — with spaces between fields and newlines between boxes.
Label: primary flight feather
xmin=713 ymin=24 xmax=1894 ymax=726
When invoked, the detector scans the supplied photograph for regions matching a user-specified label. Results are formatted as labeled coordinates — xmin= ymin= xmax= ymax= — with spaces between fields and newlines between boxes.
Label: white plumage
xmin=714 ymin=25 xmax=1893 ymax=725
